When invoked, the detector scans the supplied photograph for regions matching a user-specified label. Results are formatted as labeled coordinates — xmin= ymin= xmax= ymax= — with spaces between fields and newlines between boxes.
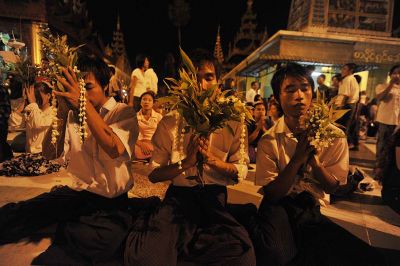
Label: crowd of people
xmin=0 ymin=47 xmax=399 ymax=265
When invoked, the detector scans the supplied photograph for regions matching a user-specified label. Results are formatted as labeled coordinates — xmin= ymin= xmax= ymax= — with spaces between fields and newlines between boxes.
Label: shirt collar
xmin=138 ymin=109 xmax=157 ymax=119
xmin=274 ymin=116 xmax=296 ymax=138
xmin=99 ymin=97 xmax=117 ymax=117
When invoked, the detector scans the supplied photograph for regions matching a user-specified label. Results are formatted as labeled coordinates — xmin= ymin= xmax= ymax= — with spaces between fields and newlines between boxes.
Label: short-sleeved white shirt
xmin=335 ymin=75 xmax=360 ymax=106
xmin=375 ymin=83 xmax=400 ymax=126
xmin=256 ymin=117 xmax=349 ymax=205
xmin=131 ymin=68 xmax=147 ymax=97
xmin=64 ymin=97 xmax=139 ymax=198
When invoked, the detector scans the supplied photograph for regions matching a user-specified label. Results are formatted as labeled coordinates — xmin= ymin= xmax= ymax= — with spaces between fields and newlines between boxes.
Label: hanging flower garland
xmin=38 ymin=27 xmax=87 ymax=143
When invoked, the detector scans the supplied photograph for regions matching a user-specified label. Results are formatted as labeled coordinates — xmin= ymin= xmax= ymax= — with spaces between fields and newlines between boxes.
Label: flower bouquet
xmin=300 ymin=91 xmax=349 ymax=183
xmin=38 ymin=27 xmax=87 ymax=144
xmin=158 ymin=48 xmax=253 ymax=182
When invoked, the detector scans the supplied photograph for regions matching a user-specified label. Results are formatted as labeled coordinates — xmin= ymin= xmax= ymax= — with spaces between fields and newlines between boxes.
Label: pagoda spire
xmin=111 ymin=14 xmax=126 ymax=57
xmin=213 ymin=25 xmax=224 ymax=64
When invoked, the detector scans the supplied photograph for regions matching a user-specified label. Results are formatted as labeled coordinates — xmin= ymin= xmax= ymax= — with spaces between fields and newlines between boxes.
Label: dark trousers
xmin=376 ymin=123 xmax=396 ymax=169
xmin=0 ymin=124 xmax=12 ymax=162
xmin=0 ymin=186 xmax=133 ymax=262
xmin=250 ymin=192 xmax=384 ymax=266
xmin=125 ymin=184 xmax=256 ymax=266
xmin=337 ymin=103 xmax=357 ymax=145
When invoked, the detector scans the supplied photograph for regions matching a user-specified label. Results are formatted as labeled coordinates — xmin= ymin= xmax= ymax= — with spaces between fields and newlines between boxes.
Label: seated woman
xmin=247 ymin=101 xmax=273 ymax=163
xmin=11 ymin=81 xmax=53 ymax=153
xmin=134 ymin=91 xmax=162 ymax=160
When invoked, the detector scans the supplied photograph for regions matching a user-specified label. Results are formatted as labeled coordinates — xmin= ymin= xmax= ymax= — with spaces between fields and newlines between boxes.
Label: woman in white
xmin=24 ymin=81 xmax=54 ymax=153
xmin=129 ymin=54 xmax=149 ymax=112
xmin=134 ymin=91 xmax=162 ymax=160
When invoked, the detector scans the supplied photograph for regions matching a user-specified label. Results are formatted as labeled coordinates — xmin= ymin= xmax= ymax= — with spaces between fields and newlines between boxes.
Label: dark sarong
xmin=125 ymin=184 xmax=256 ymax=266
xmin=250 ymin=191 xmax=385 ymax=266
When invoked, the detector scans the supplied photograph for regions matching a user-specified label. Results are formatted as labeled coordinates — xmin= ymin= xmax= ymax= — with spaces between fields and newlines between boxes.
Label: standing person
xmin=251 ymin=63 xmax=382 ymax=266
xmin=374 ymin=64 xmax=400 ymax=181
xmin=335 ymin=63 xmax=360 ymax=146
xmin=125 ymin=49 xmax=256 ymax=266
xmin=134 ymin=91 xmax=163 ymax=160
xmin=144 ymin=67 xmax=158 ymax=94
xmin=129 ymin=54 xmax=150 ymax=112
xmin=0 ymin=55 xmax=139 ymax=263
xmin=317 ymin=74 xmax=330 ymax=98
xmin=246 ymin=81 xmax=260 ymax=104
xmin=328 ymin=73 xmax=341 ymax=101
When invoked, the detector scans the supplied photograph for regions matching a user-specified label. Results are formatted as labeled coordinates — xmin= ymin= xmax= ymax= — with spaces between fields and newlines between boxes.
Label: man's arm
xmin=375 ymin=79 xmax=398 ymax=102
xmin=55 ymin=67 xmax=126 ymax=159
xmin=309 ymin=156 xmax=339 ymax=193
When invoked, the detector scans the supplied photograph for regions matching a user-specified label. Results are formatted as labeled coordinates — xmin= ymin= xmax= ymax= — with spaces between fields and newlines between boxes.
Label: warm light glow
xmin=31 ymin=23 xmax=43 ymax=65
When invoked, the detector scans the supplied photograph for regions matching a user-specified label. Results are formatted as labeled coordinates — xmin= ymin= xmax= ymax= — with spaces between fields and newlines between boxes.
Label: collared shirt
xmin=246 ymin=89 xmax=257 ymax=104
xmin=151 ymin=111 xmax=249 ymax=187
xmin=131 ymin=68 xmax=147 ymax=97
xmin=64 ymin=97 xmax=138 ymax=198
xmin=375 ymin=83 xmax=400 ymax=126
xmin=137 ymin=109 xmax=163 ymax=141
xmin=255 ymin=117 xmax=349 ymax=204
xmin=335 ymin=75 xmax=360 ymax=106
xmin=24 ymin=103 xmax=54 ymax=153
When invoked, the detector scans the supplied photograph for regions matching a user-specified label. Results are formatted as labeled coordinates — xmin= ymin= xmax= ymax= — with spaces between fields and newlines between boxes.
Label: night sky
xmin=86 ymin=0 xmax=291 ymax=72
xmin=86 ymin=0 xmax=400 ymax=73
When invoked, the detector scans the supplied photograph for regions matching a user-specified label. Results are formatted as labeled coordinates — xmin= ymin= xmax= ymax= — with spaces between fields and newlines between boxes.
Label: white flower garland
xmin=239 ymin=113 xmax=246 ymax=165
xmin=174 ymin=112 xmax=184 ymax=169
xmin=51 ymin=97 xmax=59 ymax=144
xmin=77 ymin=76 xmax=87 ymax=144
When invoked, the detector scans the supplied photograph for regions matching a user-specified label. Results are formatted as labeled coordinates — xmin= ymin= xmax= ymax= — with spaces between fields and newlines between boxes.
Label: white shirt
xmin=256 ymin=117 xmax=349 ymax=205
xmin=8 ymin=98 xmax=25 ymax=129
xmin=24 ymin=103 xmax=54 ymax=153
xmin=375 ymin=83 xmax=400 ymax=126
xmin=131 ymin=68 xmax=147 ymax=97
xmin=137 ymin=109 xmax=163 ymax=141
xmin=335 ymin=75 xmax=360 ymax=106
xmin=63 ymin=97 xmax=139 ymax=198
xmin=151 ymin=111 xmax=249 ymax=187
xmin=144 ymin=68 xmax=158 ymax=94
xmin=246 ymin=88 xmax=257 ymax=104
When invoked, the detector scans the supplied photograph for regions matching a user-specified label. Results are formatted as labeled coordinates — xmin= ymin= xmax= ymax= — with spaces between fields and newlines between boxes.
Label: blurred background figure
xmin=129 ymin=54 xmax=150 ymax=112
xmin=246 ymin=81 xmax=260 ymax=104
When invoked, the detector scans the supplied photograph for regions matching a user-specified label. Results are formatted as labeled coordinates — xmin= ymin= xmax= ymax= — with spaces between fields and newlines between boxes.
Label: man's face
xmin=253 ymin=103 xmax=266 ymax=120
xmin=252 ymin=82 xmax=259 ymax=91
xmin=84 ymin=72 xmax=107 ymax=110
xmin=197 ymin=62 xmax=217 ymax=90
xmin=390 ymin=67 xmax=400 ymax=83
xmin=279 ymin=75 xmax=312 ymax=119
xmin=317 ymin=76 xmax=325 ymax=85
xmin=331 ymin=77 xmax=339 ymax=88
xmin=341 ymin=65 xmax=351 ymax=77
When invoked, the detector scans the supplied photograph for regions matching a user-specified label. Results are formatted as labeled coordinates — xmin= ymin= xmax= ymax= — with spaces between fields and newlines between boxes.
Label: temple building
xmin=223 ymin=0 xmax=400 ymax=99
xmin=221 ymin=0 xmax=267 ymax=74
xmin=0 ymin=0 xmax=46 ymax=64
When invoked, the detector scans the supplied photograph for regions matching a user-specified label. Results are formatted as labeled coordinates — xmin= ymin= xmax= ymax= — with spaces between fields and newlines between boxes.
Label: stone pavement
xmin=0 ymin=138 xmax=399 ymax=265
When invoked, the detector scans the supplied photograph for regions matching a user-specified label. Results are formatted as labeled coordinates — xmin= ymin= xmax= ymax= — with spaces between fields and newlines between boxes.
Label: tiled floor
xmin=1 ymin=139 xmax=399 ymax=265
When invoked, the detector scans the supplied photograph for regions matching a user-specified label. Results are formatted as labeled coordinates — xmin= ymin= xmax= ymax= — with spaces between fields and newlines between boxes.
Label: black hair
xmin=344 ymin=63 xmax=357 ymax=73
xmin=270 ymin=63 xmax=314 ymax=103
xmin=254 ymin=94 xmax=262 ymax=102
xmin=251 ymin=81 xmax=259 ymax=87
xmin=188 ymin=48 xmax=220 ymax=79
xmin=318 ymin=74 xmax=326 ymax=79
xmin=389 ymin=64 xmax=400 ymax=75
xmin=332 ymin=73 xmax=341 ymax=80
xmin=140 ymin=90 xmax=156 ymax=101
xmin=77 ymin=54 xmax=112 ymax=88
xmin=354 ymin=74 xmax=362 ymax=84
xmin=135 ymin=54 xmax=148 ymax=68
xmin=34 ymin=82 xmax=52 ymax=107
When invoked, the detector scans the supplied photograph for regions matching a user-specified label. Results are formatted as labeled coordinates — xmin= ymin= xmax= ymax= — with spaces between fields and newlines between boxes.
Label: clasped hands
xmin=182 ymin=135 xmax=217 ymax=169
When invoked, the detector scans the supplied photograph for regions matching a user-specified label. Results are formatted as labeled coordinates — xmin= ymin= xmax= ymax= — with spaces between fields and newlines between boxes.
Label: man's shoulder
xmin=108 ymin=103 xmax=136 ymax=122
